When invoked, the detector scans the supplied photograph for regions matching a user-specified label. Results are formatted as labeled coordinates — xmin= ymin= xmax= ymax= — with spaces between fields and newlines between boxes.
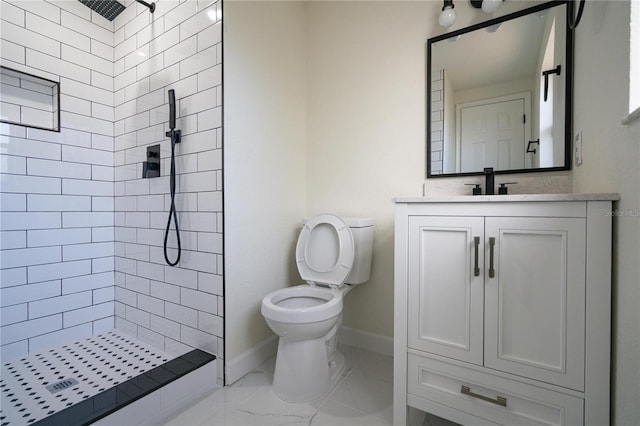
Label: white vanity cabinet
xmin=393 ymin=195 xmax=616 ymax=426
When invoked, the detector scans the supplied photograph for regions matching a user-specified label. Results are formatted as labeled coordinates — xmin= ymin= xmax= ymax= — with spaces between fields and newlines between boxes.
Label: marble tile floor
xmin=163 ymin=344 xmax=458 ymax=426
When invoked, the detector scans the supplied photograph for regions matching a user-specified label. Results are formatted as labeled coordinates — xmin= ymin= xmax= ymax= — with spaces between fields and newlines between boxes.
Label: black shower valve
xmin=143 ymin=144 xmax=161 ymax=178
xmin=142 ymin=161 xmax=160 ymax=178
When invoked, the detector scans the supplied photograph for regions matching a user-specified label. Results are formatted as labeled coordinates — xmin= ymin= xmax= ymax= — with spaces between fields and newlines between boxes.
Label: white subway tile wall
xmin=0 ymin=0 xmax=223 ymax=382
xmin=431 ymin=68 xmax=445 ymax=175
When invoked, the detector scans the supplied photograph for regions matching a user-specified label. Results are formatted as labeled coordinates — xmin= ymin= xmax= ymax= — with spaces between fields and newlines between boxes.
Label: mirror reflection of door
xmin=457 ymin=93 xmax=530 ymax=173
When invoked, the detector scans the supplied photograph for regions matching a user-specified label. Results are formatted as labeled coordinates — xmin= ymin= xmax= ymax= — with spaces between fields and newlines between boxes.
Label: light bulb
xmin=481 ymin=0 xmax=502 ymax=14
xmin=439 ymin=5 xmax=456 ymax=28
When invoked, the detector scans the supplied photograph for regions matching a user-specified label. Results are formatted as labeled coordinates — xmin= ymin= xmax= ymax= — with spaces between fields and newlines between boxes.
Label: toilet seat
xmin=261 ymin=285 xmax=342 ymax=324
xmin=296 ymin=214 xmax=354 ymax=287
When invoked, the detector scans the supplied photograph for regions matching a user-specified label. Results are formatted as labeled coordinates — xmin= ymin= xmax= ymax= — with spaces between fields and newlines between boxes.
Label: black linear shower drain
xmin=45 ymin=378 xmax=78 ymax=394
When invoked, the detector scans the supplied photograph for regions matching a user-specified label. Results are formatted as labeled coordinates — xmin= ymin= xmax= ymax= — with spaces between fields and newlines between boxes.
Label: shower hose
xmin=163 ymin=128 xmax=182 ymax=266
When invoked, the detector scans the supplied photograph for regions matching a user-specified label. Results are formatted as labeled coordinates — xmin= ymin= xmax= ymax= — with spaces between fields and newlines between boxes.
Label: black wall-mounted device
xmin=143 ymin=144 xmax=160 ymax=178
xmin=165 ymin=89 xmax=181 ymax=143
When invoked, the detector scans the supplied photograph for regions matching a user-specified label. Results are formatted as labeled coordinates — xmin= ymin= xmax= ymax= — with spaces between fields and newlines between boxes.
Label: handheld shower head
xmin=168 ymin=89 xmax=176 ymax=129
xmin=164 ymin=88 xmax=181 ymax=266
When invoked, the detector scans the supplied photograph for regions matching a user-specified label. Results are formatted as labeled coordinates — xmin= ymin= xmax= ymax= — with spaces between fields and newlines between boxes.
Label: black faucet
xmin=484 ymin=167 xmax=495 ymax=195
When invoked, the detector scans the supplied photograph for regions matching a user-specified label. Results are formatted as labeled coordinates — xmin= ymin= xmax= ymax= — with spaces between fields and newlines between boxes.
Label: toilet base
xmin=272 ymin=336 xmax=345 ymax=403
xmin=328 ymin=350 xmax=346 ymax=385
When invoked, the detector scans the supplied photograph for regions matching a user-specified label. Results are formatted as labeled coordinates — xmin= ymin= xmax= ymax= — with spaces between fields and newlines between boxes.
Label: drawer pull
xmin=461 ymin=385 xmax=507 ymax=407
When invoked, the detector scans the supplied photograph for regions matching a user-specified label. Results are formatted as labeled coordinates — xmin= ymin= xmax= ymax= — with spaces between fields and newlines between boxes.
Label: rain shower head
xmin=78 ymin=0 xmax=155 ymax=21
xmin=78 ymin=0 xmax=126 ymax=21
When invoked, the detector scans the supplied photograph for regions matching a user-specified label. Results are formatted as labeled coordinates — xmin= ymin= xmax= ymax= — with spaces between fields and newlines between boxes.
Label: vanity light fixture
xmin=469 ymin=0 xmax=503 ymax=14
xmin=439 ymin=0 xmax=503 ymax=28
xmin=439 ymin=0 xmax=456 ymax=28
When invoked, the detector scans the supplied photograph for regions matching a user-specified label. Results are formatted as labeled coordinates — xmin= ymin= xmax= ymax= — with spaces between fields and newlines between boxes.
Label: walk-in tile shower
xmin=0 ymin=0 xmax=223 ymax=423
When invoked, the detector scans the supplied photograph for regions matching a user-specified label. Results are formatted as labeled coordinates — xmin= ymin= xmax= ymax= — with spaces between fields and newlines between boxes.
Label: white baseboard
xmin=224 ymin=334 xmax=278 ymax=385
xmin=224 ymin=327 xmax=393 ymax=385
xmin=338 ymin=326 xmax=394 ymax=357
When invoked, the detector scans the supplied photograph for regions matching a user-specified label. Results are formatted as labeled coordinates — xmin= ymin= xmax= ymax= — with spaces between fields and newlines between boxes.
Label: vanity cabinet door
xmin=483 ymin=217 xmax=586 ymax=390
xmin=407 ymin=216 xmax=484 ymax=365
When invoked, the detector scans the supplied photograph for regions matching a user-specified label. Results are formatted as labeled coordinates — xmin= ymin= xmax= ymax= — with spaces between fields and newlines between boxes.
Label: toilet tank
xmin=343 ymin=217 xmax=374 ymax=285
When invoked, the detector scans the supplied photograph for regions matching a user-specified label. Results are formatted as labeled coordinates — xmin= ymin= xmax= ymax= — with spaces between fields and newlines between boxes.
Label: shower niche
xmin=0 ymin=66 xmax=60 ymax=132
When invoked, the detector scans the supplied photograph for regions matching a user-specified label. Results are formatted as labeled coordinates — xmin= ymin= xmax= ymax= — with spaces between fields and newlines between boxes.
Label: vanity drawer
xmin=407 ymin=354 xmax=584 ymax=426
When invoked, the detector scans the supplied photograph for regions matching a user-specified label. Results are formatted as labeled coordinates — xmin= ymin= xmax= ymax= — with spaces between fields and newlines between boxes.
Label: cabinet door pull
xmin=473 ymin=236 xmax=480 ymax=276
xmin=488 ymin=237 xmax=496 ymax=278
xmin=461 ymin=385 xmax=507 ymax=407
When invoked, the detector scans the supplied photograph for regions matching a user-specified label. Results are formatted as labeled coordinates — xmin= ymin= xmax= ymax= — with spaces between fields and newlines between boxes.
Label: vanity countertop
xmin=394 ymin=193 xmax=620 ymax=203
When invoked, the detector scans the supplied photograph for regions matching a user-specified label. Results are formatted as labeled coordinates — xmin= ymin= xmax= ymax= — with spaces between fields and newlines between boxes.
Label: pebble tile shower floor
xmin=0 ymin=330 xmax=171 ymax=425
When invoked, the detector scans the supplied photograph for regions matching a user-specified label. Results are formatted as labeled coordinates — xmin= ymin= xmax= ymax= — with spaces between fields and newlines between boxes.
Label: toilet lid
xmin=296 ymin=214 xmax=354 ymax=286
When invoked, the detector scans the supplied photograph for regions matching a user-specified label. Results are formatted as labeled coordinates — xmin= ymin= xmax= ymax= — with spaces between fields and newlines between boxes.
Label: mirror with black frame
xmin=427 ymin=1 xmax=572 ymax=177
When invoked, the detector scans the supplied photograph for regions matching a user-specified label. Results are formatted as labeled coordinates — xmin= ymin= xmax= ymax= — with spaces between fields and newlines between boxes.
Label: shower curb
xmin=31 ymin=349 xmax=216 ymax=426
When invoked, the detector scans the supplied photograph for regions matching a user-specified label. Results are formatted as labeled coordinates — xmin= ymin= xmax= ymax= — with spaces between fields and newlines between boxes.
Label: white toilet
xmin=261 ymin=213 xmax=374 ymax=403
